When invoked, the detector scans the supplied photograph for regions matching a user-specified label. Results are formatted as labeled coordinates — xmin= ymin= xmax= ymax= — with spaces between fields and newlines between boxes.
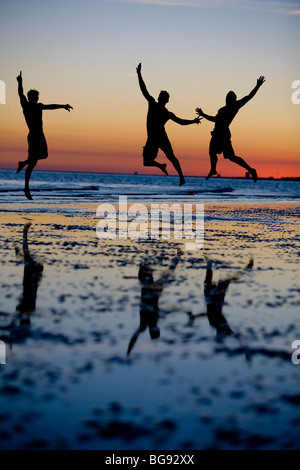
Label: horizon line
xmin=0 ymin=167 xmax=299 ymax=180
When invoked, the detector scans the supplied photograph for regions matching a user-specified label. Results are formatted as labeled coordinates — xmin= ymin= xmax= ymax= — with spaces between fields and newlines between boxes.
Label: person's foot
xmin=161 ymin=163 xmax=168 ymax=176
xmin=24 ymin=188 xmax=33 ymax=200
xmin=205 ymin=170 xmax=217 ymax=180
xmin=250 ymin=168 xmax=258 ymax=182
xmin=17 ymin=161 xmax=26 ymax=174
xmin=180 ymin=176 xmax=185 ymax=186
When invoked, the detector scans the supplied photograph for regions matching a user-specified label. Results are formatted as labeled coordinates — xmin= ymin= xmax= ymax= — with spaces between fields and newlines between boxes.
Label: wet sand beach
xmin=0 ymin=203 xmax=299 ymax=450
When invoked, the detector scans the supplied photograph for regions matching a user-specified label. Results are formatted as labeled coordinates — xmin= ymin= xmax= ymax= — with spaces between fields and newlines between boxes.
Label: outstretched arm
xmin=196 ymin=108 xmax=216 ymax=123
xmin=136 ymin=62 xmax=152 ymax=101
xmin=170 ymin=113 xmax=201 ymax=126
xmin=42 ymin=104 xmax=73 ymax=111
xmin=238 ymin=76 xmax=265 ymax=108
xmin=16 ymin=71 xmax=26 ymax=105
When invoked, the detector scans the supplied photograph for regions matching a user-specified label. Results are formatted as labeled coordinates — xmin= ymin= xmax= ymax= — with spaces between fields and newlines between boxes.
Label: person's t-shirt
xmin=213 ymin=102 xmax=242 ymax=139
xmin=146 ymin=96 xmax=171 ymax=138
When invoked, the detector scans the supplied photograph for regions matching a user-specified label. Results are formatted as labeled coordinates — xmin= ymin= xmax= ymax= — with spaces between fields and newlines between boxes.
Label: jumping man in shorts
xmin=16 ymin=71 xmax=73 ymax=200
xmin=137 ymin=63 xmax=201 ymax=186
xmin=196 ymin=76 xmax=265 ymax=182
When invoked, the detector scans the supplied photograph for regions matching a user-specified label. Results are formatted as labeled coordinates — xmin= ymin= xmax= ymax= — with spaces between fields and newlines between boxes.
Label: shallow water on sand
xmin=0 ymin=204 xmax=299 ymax=449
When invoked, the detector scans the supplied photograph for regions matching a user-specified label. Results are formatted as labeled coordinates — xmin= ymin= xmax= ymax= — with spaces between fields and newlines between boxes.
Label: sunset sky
xmin=0 ymin=0 xmax=299 ymax=178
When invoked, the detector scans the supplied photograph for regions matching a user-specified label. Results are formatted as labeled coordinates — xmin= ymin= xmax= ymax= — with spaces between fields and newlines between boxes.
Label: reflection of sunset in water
xmin=0 ymin=203 xmax=299 ymax=449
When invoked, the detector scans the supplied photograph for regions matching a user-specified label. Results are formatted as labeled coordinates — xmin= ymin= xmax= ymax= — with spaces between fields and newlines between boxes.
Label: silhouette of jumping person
xmin=127 ymin=251 xmax=181 ymax=356
xmin=137 ymin=63 xmax=201 ymax=186
xmin=196 ymin=77 xmax=265 ymax=182
xmin=16 ymin=71 xmax=73 ymax=200
xmin=188 ymin=258 xmax=253 ymax=341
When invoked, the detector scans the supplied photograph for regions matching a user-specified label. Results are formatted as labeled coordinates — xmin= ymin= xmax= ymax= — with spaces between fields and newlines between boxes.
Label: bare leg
xmin=165 ymin=152 xmax=185 ymax=186
xmin=207 ymin=143 xmax=218 ymax=180
xmin=160 ymin=163 xmax=168 ymax=176
xmin=206 ymin=169 xmax=218 ymax=180
xmin=24 ymin=161 xmax=37 ymax=200
xmin=17 ymin=159 xmax=28 ymax=174
xmin=144 ymin=161 xmax=168 ymax=175
xmin=228 ymin=155 xmax=257 ymax=182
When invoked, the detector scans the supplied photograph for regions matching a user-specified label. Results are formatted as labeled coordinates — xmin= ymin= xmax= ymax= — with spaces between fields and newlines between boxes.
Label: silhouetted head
xmin=158 ymin=90 xmax=170 ymax=105
xmin=27 ymin=89 xmax=39 ymax=104
xmin=226 ymin=91 xmax=236 ymax=106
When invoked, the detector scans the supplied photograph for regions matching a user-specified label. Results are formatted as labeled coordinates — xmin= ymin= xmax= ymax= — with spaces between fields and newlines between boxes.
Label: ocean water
xmin=0 ymin=169 xmax=299 ymax=209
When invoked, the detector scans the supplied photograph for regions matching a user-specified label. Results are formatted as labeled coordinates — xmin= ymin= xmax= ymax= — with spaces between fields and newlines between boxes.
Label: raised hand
xmin=16 ymin=71 xmax=22 ymax=82
xmin=136 ymin=63 xmax=142 ymax=74
xmin=196 ymin=107 xmax=204 ymax=117
xmin=257 ymin=76 xmax=265 ymax=87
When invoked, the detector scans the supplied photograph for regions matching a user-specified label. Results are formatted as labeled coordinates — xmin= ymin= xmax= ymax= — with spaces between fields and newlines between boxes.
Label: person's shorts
xmin=142 ymin=136 xmax=174 ymax=164
xmin=210 ymin=131 xmax=235 ymax=159
xmin=27 ymin=132 xmax=48 ymax=161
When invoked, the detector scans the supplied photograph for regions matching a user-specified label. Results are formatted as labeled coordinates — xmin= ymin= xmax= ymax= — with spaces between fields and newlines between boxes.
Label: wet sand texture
xmin=0 ymin=204 xmax=299 ymax=449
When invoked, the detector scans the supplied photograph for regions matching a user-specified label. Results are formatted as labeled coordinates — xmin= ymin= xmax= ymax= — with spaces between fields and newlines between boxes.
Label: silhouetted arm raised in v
xmin=136 ymin=62 xmax=152 ymax=101
xmin=16 ymin=71 xmax=27 ymax=105
xmin=237 ymin=76 xmax=265 ymax=108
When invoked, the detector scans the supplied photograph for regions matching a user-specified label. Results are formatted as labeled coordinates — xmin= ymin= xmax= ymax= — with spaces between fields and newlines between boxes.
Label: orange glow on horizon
xmin=1 ymin=143 xmax=299 ymax=180
xmin=1 ymin=90 xmax=299 ymax=180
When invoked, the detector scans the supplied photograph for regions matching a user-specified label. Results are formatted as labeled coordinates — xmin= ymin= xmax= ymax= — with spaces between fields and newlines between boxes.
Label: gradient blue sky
xmin=0 ymin=0 xmax=299 ymax=177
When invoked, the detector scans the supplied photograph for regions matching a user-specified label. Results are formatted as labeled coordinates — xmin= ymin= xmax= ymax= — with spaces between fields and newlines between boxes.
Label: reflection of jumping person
xmin=196 ymin=76 xmax=265 ymax=182
xmin=203 ymin=260 xmax=236 ymax=339
xmin=0 ymin=224 xmax=43 ymax=341
xmin=16 ymin=223 xmax=44 ymax=325
xmin=137 ymin=63 xmax=201 ymax=186
xmin=16 ymin=71 xmax=73 ymax=200
xmin=188 ymin=258 xmax=253 ymax=341
xmin=127 ymin=251 xmax=181 ymax=356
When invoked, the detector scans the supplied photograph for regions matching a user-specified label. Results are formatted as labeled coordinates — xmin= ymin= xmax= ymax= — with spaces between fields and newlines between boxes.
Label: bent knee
xmin=27 ymin=160 xmax=38 ymax=169
xmin=143 ymin=154 xmax=156 ymax=166
xmin=224 ymin=149 xmax=236 ymax=160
